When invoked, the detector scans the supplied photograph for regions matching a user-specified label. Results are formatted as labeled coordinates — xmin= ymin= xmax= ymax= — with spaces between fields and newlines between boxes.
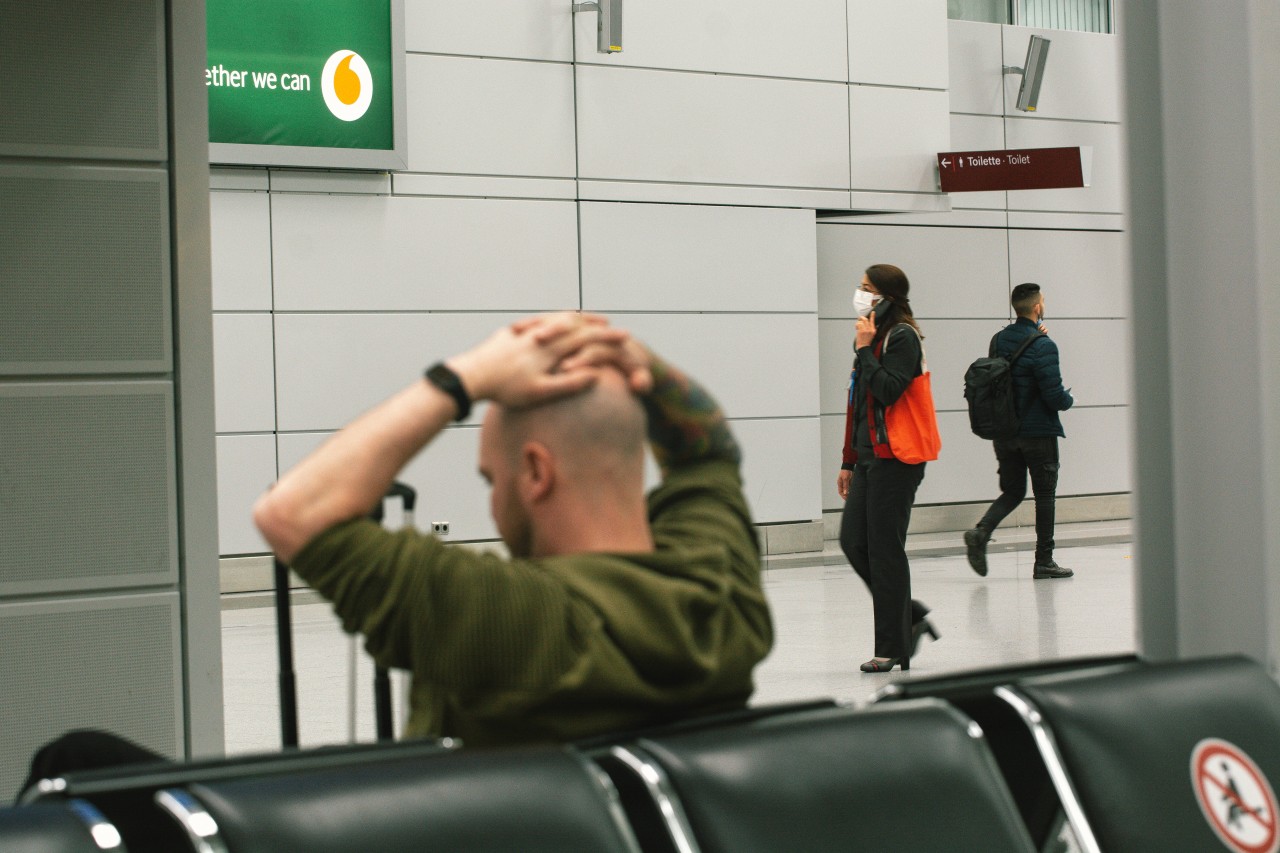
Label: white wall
xmin=211 ymin=3 xmax=1127 ymax=557
xmin=815 ymin=20 xmax=1128 ymax=517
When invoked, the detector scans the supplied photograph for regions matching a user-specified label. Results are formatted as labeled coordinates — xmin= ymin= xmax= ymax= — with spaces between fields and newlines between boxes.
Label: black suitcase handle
xmin=277 ymin=481 xmax=418 ymax=748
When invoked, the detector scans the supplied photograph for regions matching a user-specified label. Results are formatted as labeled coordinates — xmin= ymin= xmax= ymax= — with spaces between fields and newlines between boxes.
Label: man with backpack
xmin=963 ymin=282 xmax=1075 ymax=579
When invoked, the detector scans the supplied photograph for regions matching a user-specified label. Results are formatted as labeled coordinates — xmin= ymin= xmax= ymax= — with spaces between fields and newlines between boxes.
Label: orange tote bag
xmin=885 ymin=327 xmax=942 ymax=464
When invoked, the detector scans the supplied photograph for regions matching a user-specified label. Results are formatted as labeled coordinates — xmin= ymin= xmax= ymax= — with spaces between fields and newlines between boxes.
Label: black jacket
xmin=992 ymin=316 xmax=1073 ymax=438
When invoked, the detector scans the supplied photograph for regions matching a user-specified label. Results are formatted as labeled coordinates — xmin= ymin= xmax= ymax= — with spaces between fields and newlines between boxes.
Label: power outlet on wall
xmin=431 ymin=521 xmax=450 ymax=536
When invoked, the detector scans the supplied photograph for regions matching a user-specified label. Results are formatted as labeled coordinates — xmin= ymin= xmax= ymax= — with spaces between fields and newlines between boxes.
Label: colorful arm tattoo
xmin=641 ymin=356 xmax=741 ymax=473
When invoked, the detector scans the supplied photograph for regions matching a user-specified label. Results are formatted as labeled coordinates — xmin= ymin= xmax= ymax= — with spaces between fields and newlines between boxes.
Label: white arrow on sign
xmin=940 ymin=157 xmax=951 ymax=169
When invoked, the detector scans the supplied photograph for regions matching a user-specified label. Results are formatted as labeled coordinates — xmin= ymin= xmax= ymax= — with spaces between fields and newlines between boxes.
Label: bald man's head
xmin=494 ymin=368 xmax=646 ymax=478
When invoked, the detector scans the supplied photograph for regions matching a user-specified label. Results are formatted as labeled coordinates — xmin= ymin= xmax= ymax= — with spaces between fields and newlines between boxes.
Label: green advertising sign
xmin=206 ymin=0 xmax=406 ymax=169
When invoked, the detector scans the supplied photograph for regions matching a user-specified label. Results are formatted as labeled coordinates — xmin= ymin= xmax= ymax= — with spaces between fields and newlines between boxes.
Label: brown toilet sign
xmin=1192 ymin=738 xmax=1279 ymax=853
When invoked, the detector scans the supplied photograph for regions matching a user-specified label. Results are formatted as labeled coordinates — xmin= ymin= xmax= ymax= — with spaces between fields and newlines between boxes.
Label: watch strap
xmin=424 ymin=362 xmax=472 ymax=422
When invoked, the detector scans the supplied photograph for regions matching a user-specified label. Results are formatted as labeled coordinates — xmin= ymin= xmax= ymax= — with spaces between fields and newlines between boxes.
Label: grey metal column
xmin=1122 ymin=2 xmax=1280 ymax=671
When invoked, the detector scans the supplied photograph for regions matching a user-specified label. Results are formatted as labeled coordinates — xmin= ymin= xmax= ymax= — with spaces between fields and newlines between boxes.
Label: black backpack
xmin=963 ymin=330 xmax=1046 ymax=440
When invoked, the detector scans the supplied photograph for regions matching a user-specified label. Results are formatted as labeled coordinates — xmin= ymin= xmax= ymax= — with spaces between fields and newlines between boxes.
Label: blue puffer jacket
xmin=992 ymin=316 xmax=1074 ymax=437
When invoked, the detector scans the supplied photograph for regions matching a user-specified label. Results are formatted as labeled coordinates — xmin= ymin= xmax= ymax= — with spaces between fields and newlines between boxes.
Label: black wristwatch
xmin=424 ymin=362 xmax=472 ymax=422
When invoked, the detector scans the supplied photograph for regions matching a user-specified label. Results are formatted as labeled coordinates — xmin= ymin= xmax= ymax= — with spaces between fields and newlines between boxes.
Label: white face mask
xmin=852 ymin=289 xmax=878 ymax=317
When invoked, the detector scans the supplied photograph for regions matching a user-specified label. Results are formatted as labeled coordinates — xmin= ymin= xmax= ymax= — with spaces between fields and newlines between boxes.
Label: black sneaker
xmin=1033 ymin=560 xmax=1074 ymax=579
xmin=963 ymin=528 xmax=989 ymax=577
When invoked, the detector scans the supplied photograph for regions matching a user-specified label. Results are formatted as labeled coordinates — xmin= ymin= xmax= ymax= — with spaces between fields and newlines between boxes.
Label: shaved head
xmin=478 ymin=369 xmax=649 ymax=557
xmin=496 ymin=368 xmax=646 ymax=478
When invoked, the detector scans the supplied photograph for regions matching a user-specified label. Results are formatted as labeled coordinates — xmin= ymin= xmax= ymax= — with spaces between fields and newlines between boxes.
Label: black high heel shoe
xmin=910 ymin=618 xmax=941 ymax=659
xmin=860 ymin=657 xmax=909 ymax=673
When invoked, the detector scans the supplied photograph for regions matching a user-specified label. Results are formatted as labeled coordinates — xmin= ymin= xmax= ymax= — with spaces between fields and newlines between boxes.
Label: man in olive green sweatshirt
xmin=253 ymin=312 xmax=774 ymax=746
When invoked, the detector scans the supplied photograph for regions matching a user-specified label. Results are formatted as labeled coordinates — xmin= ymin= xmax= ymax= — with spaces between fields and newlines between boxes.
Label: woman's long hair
xmin=865 ymin=263 xmax=923 ymax=343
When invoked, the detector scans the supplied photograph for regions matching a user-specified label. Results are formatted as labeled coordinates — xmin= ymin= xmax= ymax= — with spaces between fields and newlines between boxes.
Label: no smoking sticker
xmin=1191 ymin=738 xmax=1279 ymax=853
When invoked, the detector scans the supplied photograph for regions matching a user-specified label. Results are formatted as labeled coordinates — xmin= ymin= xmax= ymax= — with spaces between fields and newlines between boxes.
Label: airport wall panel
xmin=947 ymin=20 xmax=1005 ymax=117
xmin=948 ymin=113 xmax=1009 ymax=210
xmin=579 ymin=202 xmax=817 ymax=313
xmin=614 ymin=313 xmax=820 ymax=420
xmin=213 ymin=314 xmax=275 ymax=434
xmin=0 ymin=592 xmax=182 ymax=800
xmin=576 ymin=65 xmax=850 ymax=191
xmin=1057 ymin=405 xmax=1131 ymax=496
xmin=848 ymin=87 xmax=952 ymax=194
xmin=277 ymin=428 xmax=499 ymax=543
xmin=819 ymin=318 xmax=857 ymax=416
xmin=734 ymin=418 xmax=824 ymax=523
xmin=405 ymin=55 xmax=576 ymax=178
xmin=817 ymin=224 xmax=1011 ymax=320
xmin=0 ymin=164 xmax=171 ymax=375
xmin=216 ymin=435 xmax=276 ymax=556
xmin=1008 ymin=229 xmax=1130 ymax=319
xmin=1047 ymin=319 xmax=1131 ymax=408
xmin=572 ymin=0 xmax=847 ymax=82
xmin=848 ymin=0 xmax=948 ymax=89
xmin=1003 ymin=119 xmax=1124 ymax=214
xmin=274 ymin=313 xmax=525 ymax=432
xmin=0 ymin=0 xmax=166 ymax=160
xmin=404 ymin=0 xmax=572 ymax=62
xmin=210 ymin=191 xmax=272 ymax=312
xmin=0 ymin=382 xmax=178 ymax=596
xmin=270 ymin=195 xmax=579 ymax=311
xmin=1001 ymin=26 xmax=1121 ymax=123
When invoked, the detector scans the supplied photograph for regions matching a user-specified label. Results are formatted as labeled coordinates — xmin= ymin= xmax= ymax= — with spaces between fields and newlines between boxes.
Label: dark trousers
xmin=839 ymin=458 xmax=927 ymax=659
xmin=978 ymin=436 xmax=1061 ymax=564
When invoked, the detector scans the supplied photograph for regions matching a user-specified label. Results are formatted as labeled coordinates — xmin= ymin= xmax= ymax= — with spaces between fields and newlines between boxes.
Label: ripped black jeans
xmin=978 ymin=436 xmax=1061 ymax=564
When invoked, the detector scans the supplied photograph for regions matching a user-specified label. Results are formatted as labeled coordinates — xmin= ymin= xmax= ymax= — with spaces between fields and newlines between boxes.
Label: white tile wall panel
xmin=216 ymin=434 xmax=276 ymax=556
xmin=405 ymin=55 xmax=576 ymax=177
xmin=1048 ymin=319 xmax=1130 ymax=408
xmin=734 ymin=418 xmax=823 ymax=523
xmin=270 ymin=195 xmax=579 ymax=311
xmin=577 ymin=180 xmax=851 ymax=211
xmin=817 ymin=224 xmax=1010 ymax=320
xmin=573 ymin=0 xmax=847 ymax=82
xmin=948 ymin=20 xmax=1005 ymax=116
xmin=849 ymin=87 xmax=951 ymax=193
xmin=393 ymin=174 xmax=578 ymax=200
xmin=210 ymin=191 xmax=271 ymax=311
xmin=819 ymin=318 xmax=857 ymax=416
xmin=819 ymin=413 xmax=846 ymax=512
xmin=1008 ymin=229 xmax=1130 ymax=319
xmin=947 ymin=114 xmax=1008 ymax=210
xmin=1057 ymin=405 xmax=1131 ymax=496
xmin=1006 ymin=212 xmax=1124 ymax=231
xmin=579 ymin=202 xmax=817 ymax=313
xmin=210 ymin=169 xmax=268 ymax=191
xmin=848 ymin=0 xmax=949 ymax=89
xmin=576 ymin=65 xmax=850 ymax=191
xmin=1001 ymin=26 xmax=1121 ymax=123
xmin=618 ymin=313 xmax=820 ymax=420
xmin=268 ymin=171 xmax=390 ymax=195
xmin=1003 ymin=119 xmax=1124 ymax=213
xmin=845 ymin=191 xmax=954 ymax=214
xmin=213 ymin=313 xmax=275 ymax=434
xmin=405 ymin=0 xmax=572 ymax=62
xmin=839 ymin=209 xmax=1010 ymax=228
xmin=273 ymin=313 xmax=523 ymax=432
xmin=278 ymin=428 xmax=501 ymax=543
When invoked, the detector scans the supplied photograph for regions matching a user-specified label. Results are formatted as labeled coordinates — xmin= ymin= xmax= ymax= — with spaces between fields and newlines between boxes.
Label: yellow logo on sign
xmin=321 ymin=50 xmax=373 ymax=121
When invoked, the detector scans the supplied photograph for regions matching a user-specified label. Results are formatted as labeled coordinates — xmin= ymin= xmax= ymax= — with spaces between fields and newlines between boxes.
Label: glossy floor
xmin=221 ymin=534 xmax=1135 ymax=754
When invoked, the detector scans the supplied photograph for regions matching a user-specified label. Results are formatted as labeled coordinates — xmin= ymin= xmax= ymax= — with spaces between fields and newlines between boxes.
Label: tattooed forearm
xmin=641 ymin=356 xmax=741 ymax=473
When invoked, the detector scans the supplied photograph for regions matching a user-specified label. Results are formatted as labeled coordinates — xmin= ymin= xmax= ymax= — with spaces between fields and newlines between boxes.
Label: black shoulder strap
xmin=1007 ymin=330 xmax=1047 ymax=366
xmin=988 ymin=332 xmax=1000 ymax=358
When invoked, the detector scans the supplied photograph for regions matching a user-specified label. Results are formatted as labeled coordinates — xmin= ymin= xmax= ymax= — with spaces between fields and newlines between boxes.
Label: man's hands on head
xmin=448 ymin=312 xmax=651 ymax=408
